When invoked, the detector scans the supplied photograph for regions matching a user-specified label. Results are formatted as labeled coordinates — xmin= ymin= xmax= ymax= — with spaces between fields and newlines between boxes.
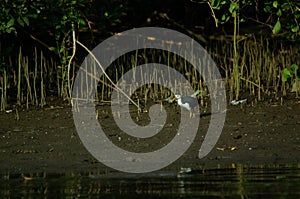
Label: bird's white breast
xmin=178 ymin=98 xmax=191 ymax=110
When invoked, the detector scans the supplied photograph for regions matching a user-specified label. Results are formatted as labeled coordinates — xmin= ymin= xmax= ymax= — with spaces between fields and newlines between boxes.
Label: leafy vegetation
xmin=283 ymin=64 xmax=299 ymax=82
xmin=208 ymin=0 xmax=300 ymax=99
xmin=283 ymin=64 xmax=299 ymax=97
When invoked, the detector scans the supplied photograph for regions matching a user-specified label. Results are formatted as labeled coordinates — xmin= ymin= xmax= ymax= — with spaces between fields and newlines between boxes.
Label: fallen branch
xmin=76 ymin=40 xmax=141 ymax=111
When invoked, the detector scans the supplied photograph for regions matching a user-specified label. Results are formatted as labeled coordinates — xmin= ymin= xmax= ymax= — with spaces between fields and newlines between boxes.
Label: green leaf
xmin=49 ymin=47 xmax=58 ymax=54
xmin=272 ymin=19 xmax=281 ymax=34
xmin=6 ymin=28 xmax=12 ymax=33
xmin=59 ymin=47 xmax=65 ymax=53
xmin=211 ymin=0 xmax=220 ymax=9
xmin=264 ymin=6 xmax=271 ymax=13
xmin=273 ymin=1 xmax=278 ymax=8
xmin=291 ymin=26 xmax=299 ymax=33
xmin=221 ymin=14 xmax=230 ymax=22
xmin=78 ymin=18 xmax=86 ymax=26
xmin=6 ymin=18 xmax=15 ymax=27
xmin=291 ymin=64 xmax=299 ymax=73
xmin=104 ymin=12 xmax=109 ymax=17
xmin=283 ymin=68 xmax=292 ymax=82
xmin=23 ymin=17 xmax=29 ymax=26
xmin=281 ymin=3 xmax=289 ymax=10
xmin=29 ymin=13 xmax=38 ymax=19
xmin=232 ymin=11 xmax=237 ymax=17
xmin=276 ymin=9 xmax=282 ymax=17
xmin=62 ymin=15 xmax=68 ymax=21
xmin=229 ymin=2 xmax=239 ymax=14
xmin=17 ymin=17 xmax=24 ymax=27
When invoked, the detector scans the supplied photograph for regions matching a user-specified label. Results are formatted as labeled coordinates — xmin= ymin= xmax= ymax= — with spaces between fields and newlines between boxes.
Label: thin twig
xmin=207 ymin=1 xmax=218 ymax=28
xmin=78 ymin=67 xmax=114 ymax=89
xmin=243 ymin=16 xmax=273 ymax=29
xmin=19 ymin=27 xmax=52 ymax=51
xmin=158 ymin=12 xmax=207 ymax=43
xmin=189 ymin=0 xmax=218 ymax=28
xmin=240 ymin=76 xmax=264 ymax=90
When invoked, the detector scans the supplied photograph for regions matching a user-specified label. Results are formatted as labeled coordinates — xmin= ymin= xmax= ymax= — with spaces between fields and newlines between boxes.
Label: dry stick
xmin=233 ymin=11 xmax=239 ymax=100
xmin=94 ymin=61 xmax=99 ymax=102
xmin=240 ymin=40 xmax=246 ymax=91
xmin=23 ymin=56 xmax=32 ymax=109
xmin=3 ymin=70 xmax=7 ymax=110
xmin=101 ymin=75 xmax=105 ymax=101
xmin=8 ymin=57 xmax=14 ymax=86
xmin=115 ymin=68 xmax=120 ymax=104
xmin=26 ymin=57 xmax=33 ymax=105
xmin=61 ymin=63 xmax=65 ymax=97
xmin=76 ymin=40 xmax=141 ymax=111
xmin=17 ymin=47 xmax=22 ymax=106
xmin=84 ymin=60 xmax=88 ymax=100
xmin=67 ymin=23 xmax=76 ymax=101
xmin=34 ymin=48 xmax=38 ymax=106
xmin=15 ymin=107 xmax=19 ymax=121
xmin=40 ymin=51 xmax=45 ymax=107
xmin=3 ymin=69 xmax=8 ymax=110
xmin=0 ymin=76 xmax=4 ymax=111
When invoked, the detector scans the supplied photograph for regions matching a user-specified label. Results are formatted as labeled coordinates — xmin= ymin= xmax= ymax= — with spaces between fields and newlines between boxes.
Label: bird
xmin=173 ymin=94 xmax=198 ymax=118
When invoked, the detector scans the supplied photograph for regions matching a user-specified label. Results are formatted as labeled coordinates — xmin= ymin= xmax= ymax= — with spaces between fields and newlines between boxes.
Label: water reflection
xmin=1 ymin=164 xmax=300 ymax=198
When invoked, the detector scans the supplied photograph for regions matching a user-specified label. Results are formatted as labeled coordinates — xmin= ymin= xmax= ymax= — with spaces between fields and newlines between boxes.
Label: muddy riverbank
xmin=0 ymin=96 xmax=299 ymax=174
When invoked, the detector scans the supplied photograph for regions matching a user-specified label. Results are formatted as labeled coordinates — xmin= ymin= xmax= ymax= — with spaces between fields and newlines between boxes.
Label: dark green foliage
xmin=0 ymin=0 xmax=128 ymax=102
xmin=211 ymin=0 xmax=300 ymax=40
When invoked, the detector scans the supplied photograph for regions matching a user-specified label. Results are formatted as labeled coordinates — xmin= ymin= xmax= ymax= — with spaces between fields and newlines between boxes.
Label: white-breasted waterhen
xmin=173 ymin=94 xmax=198 ymax=118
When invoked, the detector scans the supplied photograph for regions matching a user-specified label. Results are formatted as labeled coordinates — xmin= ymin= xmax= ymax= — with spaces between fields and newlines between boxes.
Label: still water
xmin=1 ymin=164 xmax=299 ymax=198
